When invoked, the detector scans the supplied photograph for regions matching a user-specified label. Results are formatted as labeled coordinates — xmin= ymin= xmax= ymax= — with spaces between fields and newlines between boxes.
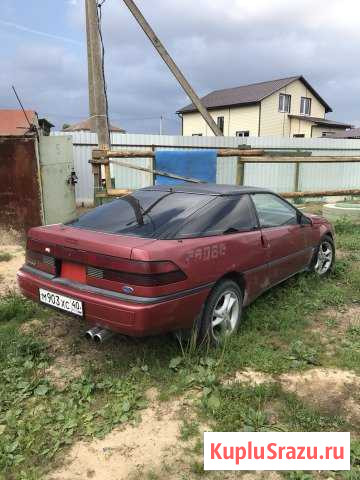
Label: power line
xmin=38 ymin=111 xmax=179 ymax=121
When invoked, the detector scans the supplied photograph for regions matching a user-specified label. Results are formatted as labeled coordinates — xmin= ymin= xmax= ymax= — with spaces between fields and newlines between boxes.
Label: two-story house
xmin=177 ymin=75 xmax=352 ymax=138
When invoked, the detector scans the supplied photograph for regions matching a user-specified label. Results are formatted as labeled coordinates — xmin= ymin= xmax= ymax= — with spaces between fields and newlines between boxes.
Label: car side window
xmin=251 ymin=193 xmax=298 ymax=228
xmin=175 ymin=195 xmax=257 ymax=238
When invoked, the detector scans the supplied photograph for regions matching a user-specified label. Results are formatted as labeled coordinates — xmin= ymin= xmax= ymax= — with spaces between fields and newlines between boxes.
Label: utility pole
xmin=159 ymin=115 xmax=163 ymax=135
xmin=85 ymin=0 xmax=112 ymax=190
xmin=122 ymin=0 xmax=223 ymax=137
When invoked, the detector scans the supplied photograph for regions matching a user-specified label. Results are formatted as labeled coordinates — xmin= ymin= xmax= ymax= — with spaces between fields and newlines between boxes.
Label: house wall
xmin=311 ymin=126 xmax=348 ymax=138
xmin=182 ymin=105 xmax=260 ymax=137
xmin=260 ymin=79 xmax=326 ymax=137
xmin=289 ymin=118 xmax=314 ymax=137
xmin=182 ymin=79 xmax=329 ymax=138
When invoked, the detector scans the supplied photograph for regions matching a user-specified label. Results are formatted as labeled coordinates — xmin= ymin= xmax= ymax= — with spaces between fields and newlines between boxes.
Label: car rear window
xmin=68 ymin=190 xmax=213 ymax=238
xmin=174 ymin=195 xmax=257 ymax=238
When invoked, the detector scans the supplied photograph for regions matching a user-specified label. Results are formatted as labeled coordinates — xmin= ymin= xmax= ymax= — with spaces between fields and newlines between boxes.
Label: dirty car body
xmin=17 ymin=184 xmax=334 ymax=337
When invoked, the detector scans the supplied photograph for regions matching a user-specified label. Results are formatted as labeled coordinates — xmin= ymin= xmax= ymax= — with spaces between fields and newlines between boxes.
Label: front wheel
xmin=199 ymin=279 xmax=243 ymax=346
xmin=312 ymin=235 xmax=335 ymax=275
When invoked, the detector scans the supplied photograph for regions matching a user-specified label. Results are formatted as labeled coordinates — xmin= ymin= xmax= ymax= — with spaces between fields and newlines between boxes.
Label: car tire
xmin=198 ymin=279 xmax=243 ymax=346
xmin=311 ymin=234 xmax=335 ymax=276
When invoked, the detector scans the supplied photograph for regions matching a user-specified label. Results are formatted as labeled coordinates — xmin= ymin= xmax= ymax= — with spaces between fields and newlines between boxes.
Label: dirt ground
xmin=0 ymin=241 xmax=24 ymax=295
xmin=49 ymin=392 xmax=184 ymax=480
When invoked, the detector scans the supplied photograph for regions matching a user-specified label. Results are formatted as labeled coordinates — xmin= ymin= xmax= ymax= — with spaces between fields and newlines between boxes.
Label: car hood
xmin=28 ymin=224 xmax=157 ymax=259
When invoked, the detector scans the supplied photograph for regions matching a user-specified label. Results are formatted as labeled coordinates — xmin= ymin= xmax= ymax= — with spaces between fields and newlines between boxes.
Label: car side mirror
xmin=299 ymin=214 xmax=312 ymax=226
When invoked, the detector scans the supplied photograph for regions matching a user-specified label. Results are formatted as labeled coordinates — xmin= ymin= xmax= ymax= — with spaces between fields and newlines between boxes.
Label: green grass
xmin=201 ymin=381 xmax=348 ymax=433
xmin=0 ymin=252 xmax=12 ymax=262
xmin=0 ymin=295 xmax=149 ymax=479
xmin=0 ymin=221 xmax=359 ymax=478
xmin=197 ymin=382 xmax=355 ymax=479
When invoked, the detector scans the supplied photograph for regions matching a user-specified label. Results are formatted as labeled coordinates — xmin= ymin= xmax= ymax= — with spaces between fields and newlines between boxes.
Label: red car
xmin=18 ymin=185 xmax=335 ymax=344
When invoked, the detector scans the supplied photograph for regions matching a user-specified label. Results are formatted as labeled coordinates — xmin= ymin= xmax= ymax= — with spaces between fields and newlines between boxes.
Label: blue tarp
xmin=155 ymin=149 xmax=217 ymax=185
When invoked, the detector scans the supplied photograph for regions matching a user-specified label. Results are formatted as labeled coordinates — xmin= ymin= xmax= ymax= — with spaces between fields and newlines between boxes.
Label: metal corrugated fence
xmin=52 ymin=132 xmax=360 ymax=205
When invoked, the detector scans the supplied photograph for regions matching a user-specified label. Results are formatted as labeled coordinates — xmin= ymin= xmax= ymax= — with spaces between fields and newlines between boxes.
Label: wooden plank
xmin=92 ymin=148 xmax=264 ymax=160
xmin=106 ymin=189 xmax=132 ymax=197
xmin=281 ymin=189 xmax=360 ymax=199
xmin=91 ymin=154 xmax=360 ymax=164
xmin=241 ymin=156 xmax=360 ymax=163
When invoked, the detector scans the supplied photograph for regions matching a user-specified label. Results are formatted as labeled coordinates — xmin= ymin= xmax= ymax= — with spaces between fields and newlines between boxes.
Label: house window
xmin=293 ymin=134 xmax=305 ymax=138
xmin=217 ymin=116 xmax=224 ymax=134
xmin=279 ymin=93 xmax=291 ymax=113
xmin=321 ymin=132 xmax=335 ymax=137
xmin=300 ymin=97 xmax=311 ymax=115
xmin=192 ymin=133 xmax=203 ymax=136
xmin=236 ymin=131 xmax=250 ymax=137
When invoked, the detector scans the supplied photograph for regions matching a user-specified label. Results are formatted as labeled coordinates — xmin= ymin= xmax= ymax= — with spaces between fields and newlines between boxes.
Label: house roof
xmin=62 ymin=118 xmax=125 ymax=133
xmin=177 ymin=75 xmax=333 ymax=114
xmin=289 ymin=115 xmax=353 ymax=129
xmin=332 ymin=127 xmax=360 ymax=139
xmin=0 ymin=109 xmax=38 ymax=136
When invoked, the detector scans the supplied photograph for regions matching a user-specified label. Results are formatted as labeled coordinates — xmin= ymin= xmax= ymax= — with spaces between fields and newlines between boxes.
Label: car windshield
xmin=68 ymin=190 xmax=213 ymax=238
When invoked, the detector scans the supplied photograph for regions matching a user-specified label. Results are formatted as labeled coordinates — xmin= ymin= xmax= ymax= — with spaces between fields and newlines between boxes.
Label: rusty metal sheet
xmin=0 ymin=137 xmax=42 ymax=233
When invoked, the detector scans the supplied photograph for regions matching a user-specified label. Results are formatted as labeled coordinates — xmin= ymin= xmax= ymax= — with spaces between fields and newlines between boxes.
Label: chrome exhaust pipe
xmin=85 ymin=326 xmax=101 ymax=341
xmin=93 ymin=328 xmax=114 ymax=344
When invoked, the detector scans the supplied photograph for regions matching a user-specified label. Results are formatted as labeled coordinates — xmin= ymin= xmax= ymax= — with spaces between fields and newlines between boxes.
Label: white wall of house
xmin=182 ymin=104 xmax=260 ymax=137
xmin=181 ymin=79 xmax=329 ymax=138
xmin=310 ymin=125 xmax=348 ymax=138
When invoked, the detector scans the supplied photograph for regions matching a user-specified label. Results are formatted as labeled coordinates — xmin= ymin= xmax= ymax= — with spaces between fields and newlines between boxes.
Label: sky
xmin=1 ymin=0 xmax=359 ymax=134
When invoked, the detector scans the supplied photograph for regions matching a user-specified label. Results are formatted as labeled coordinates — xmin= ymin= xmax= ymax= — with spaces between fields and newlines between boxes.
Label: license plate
xmin=39 ymin=288 xmax=83 ymax=316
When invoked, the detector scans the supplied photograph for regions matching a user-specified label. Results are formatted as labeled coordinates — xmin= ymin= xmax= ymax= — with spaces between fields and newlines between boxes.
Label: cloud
xmin=4 ymin=0 xmax=360 ymax=133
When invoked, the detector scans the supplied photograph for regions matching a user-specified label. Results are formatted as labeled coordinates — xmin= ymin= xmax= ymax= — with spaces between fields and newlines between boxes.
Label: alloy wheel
xmin=314 ymin=240 xmax=333 ymax=275
xmin=211 ymin=289 xmax=240 ymax=340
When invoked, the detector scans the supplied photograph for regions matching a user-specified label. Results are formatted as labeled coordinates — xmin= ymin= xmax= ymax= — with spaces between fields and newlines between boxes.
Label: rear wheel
xmin=312 ymin=235 xmax=335 ymax=275
xmin=199 ymin=279 xmax=243 ymax=346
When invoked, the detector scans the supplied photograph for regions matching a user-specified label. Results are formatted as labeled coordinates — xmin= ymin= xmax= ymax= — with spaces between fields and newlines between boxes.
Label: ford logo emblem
xmin=122 ymin=286 xmax=134 ymax=295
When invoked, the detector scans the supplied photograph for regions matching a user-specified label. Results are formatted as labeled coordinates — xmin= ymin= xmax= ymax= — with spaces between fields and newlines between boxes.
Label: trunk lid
xmin=28 ymin=224 xmax=156 ymax=259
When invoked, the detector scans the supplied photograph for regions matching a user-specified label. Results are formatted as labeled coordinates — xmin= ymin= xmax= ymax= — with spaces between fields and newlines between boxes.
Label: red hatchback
xmin=18 ymin=185 xmax=335 ymax=344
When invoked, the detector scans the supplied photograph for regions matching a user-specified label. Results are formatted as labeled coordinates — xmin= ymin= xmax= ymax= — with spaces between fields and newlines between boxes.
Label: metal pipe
xmin=93 ymin=328 xmax=114 ymax=343
xmin=85 ymin=326 xmax=102 ymax=340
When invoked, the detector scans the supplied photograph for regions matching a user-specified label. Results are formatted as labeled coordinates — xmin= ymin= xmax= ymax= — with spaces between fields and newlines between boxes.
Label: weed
xmin=189 ymin=460 xmax=205 ymax=475
xmin=180 ymin=419 xmax=199 ymax=441
xmin=0 ymin=252 xmax=12 ymax=262
xmin=0 ymin=294 xmax=40 ymax=324
xmin=325 ymin=316 xmax=338 ymax=328
xmin=284 ymin=473 xmax=314 ymax=480
xmin=288 ymin=340 xmax=320 ymax=368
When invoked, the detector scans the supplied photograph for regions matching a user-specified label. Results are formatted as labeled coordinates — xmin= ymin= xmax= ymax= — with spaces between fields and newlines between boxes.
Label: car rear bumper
xmin=17 ymin=266 xmax=211 ymax=336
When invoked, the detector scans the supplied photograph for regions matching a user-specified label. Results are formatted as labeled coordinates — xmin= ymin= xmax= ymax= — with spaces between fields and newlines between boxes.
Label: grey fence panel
xmin=52 ymin=132 xmax=360 ymax=204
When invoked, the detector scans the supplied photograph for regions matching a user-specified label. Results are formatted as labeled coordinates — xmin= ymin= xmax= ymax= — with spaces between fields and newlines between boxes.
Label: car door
xmin=251 ymin=193 xmax=309 ymax=286
xmin=173 ymin=194 xmax=269 ymax=302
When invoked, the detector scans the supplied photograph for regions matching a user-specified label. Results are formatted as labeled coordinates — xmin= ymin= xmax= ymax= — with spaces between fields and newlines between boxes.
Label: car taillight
xmin=26 ymin=250 xmax=56 ymax=275
xmin=86 ymin=261 xmax=187 ymax=286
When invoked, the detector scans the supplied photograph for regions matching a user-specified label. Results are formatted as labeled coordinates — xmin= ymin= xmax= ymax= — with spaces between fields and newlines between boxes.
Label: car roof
xmin=140 ymin=183 xmax=272 ymax=196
